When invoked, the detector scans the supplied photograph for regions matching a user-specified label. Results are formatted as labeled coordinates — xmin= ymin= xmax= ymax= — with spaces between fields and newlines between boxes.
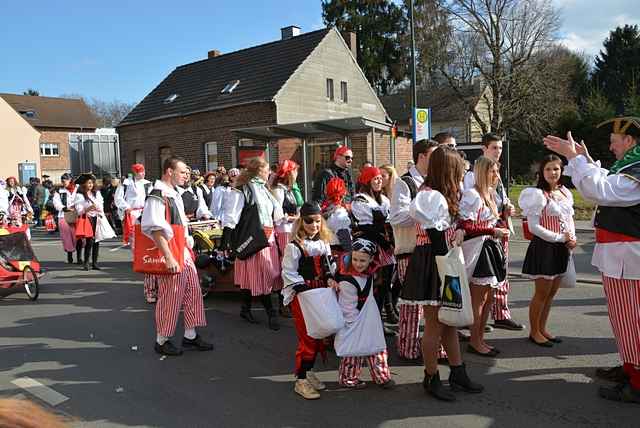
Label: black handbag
xmin=230 ymin=185 xmax=269 ymax=260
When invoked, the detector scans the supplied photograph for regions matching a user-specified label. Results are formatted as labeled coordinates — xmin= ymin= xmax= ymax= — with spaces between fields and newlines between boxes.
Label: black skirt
xmin=400 ymin=244 xmax=442 ymax=304
xmin=472 ymin=238 xmax=507 ymax=282
xmin=522 ymin=236 xmax=569 ymax=278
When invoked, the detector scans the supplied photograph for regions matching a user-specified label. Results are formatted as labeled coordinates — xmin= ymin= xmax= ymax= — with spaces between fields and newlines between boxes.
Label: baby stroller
xmin=0 ymin=224 xmax=44 ymax=301
xmin=189 ymin=220 xmax=234 ymax=297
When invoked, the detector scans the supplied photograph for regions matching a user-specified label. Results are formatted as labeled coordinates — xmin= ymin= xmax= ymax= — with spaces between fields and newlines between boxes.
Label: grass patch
xmin=508 ymin=184 xmax=594 ymax=221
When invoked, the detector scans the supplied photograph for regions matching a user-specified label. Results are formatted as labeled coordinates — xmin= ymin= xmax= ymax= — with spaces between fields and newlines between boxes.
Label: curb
xmin=509 ymin=272 xmax=601 ymax=285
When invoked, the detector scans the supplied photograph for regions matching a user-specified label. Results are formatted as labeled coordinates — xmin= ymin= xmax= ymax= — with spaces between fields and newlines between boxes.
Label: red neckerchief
xmin=66 ymin=183 xmax=76 ymax=193
xmin=340 ymin=257 xmax=379 ymax=277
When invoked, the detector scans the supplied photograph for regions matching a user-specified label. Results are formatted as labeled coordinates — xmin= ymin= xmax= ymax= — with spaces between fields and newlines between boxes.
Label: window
xmin=326 ymin=78 xmax=334 ymax=101
xmin=220 ymin=80 xmax=240 ymax=94
xmin=40 ymin=143 xmax=59 ymax=157
xmin=20 ymin=110 xmax=36 ymax=118
xmin=340 ymin=81 xmax=348 ymax=103
xmin=134 ymin=149 xmax=145 ymax=165
xmin=163 ymin=94 xmax=178 ymax=104
xmin=204 ymin=142 xmax=218 ymax=171
xmin=159 ymin=146 xmax=173 ymax=169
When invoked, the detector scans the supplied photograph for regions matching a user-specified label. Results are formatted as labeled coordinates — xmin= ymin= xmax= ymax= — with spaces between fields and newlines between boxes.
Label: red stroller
xmin=0 ymin=224 xmax=43 ymax=301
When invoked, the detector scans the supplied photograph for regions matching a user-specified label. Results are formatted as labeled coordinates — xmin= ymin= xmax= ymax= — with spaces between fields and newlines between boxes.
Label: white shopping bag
xmin=334 ymin=287 xmax=386 ymax=357
xmin=297 ymin=288 xmax=345 ymax=339
xmin=436 ymin=246 xmax=474 ymax=327
xmin=95 ymin=215 xmax=116 ymax=243
xmin=559 ymin=255 xmax=577 ymax=288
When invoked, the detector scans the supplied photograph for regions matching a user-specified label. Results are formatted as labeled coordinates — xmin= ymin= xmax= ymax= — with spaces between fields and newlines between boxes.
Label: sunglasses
xmin=302 ymin=216 xmax=320 ymax=224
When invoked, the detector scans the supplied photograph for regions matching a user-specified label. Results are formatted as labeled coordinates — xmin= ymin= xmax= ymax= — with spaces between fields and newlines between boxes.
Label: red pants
xmin=290 ymin=295 xmax=325 ymax=376
xmin=339 ymin=350 xmax=391 ymax=386
xmin=154 ymin=258 xmax=206 ymax=337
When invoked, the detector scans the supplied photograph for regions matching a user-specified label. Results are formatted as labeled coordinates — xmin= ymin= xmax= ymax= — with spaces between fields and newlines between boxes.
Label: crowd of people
xmin=14 ymin=118 xmax=640 ymax=406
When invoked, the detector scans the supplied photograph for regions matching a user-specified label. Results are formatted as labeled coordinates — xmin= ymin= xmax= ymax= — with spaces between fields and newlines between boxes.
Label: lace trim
xmin=397 ymin=298 xmax=440 ymax=306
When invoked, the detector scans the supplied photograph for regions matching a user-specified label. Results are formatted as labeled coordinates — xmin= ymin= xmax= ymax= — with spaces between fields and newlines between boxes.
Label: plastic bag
xmin=297 ymin=288 xmax=344 ymax=339
xmin=95 ymin=215 xmax=116 ymax=242
xmin=559 ymin=255 xmax=577 ymax=288
xmin=334 ymin=288 xmax=386 ymax=357
xmin=436 ymin=246 xmax=473 ymax=327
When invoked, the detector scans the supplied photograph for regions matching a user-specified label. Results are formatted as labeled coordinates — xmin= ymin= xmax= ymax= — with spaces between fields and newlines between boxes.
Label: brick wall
xmin=38 ymin=128 xmax=74 ymax=173
xmin=117 ymin=102 xmax=277 ymax=178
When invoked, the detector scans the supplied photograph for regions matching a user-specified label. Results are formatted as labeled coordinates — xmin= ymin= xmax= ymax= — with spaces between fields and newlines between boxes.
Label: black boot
xmin=279 ymin=293 xmax=292 ymax=318
xmin=240 ymin=290 xmax=258 ymax=324
xmin=449 ymin=364 xmax=484 ymax=393
xmin=83 ymin=240 xmax=92 ymax=271
xmin=66 ymin=252 xmax=73 ymax=264
xmin=385 ymin=301 xmax=399 ymax=324
xmin=262 ymin=294 xmax=280 ymax=331
xmin=76 ymin=241 xmax=83 ymax=265
xmin=91 ymin=243 xmax=101 ymax=270
xmin=423 ymin=370 xmax=456 ymax=401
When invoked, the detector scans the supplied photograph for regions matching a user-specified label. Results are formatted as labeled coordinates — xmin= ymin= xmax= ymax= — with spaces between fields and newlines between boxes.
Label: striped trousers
xmin=144 ymin=274 xmax=158 ymax=300
xmin=155 ymin=258 xmax=206 ymax=337
xmin=492 ymin=235 xmax=512 ymax=321
xmin=339 ymin=350 xmax=391 ymax=386
xmin=602 ymin=275 xmax=640 ymax=366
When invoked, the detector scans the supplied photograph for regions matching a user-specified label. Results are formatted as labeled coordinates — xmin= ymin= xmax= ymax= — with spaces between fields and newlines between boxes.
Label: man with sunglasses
xmin=312 ymin=145 xmax=355 ymax=206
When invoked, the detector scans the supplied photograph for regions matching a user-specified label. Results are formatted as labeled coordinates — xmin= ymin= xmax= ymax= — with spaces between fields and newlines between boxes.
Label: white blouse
xmin=459 ymin=188 xmax=499 ymax=225
xmin=519 ymin=187 xmax=575 ymax=243
xmin=338 ymin=275 xmax=369 ymax=324
xmin=271 ymin=184 xmax=297 ymax=233
xmin=212 ymin=186 xmax=232 ymax=221
xmin=351 ymin=193 xmax=390 ymax=225
xmin=325 ymin=205 xmax=351 ymax=246
xmin=222 ymin=182 xmax=284 ymax=229
xmin=281 ymin=239 xmax=334 ymax=306
xmin=74 ymin=192 xmax=104 ymax=217
xmin=52 ymin=189 xmax=76 ymax=219
xmin=409 ymin=189 xmax=452 ymax=231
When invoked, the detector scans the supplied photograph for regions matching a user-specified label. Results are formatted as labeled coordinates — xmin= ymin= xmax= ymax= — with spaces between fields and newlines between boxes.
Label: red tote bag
xmin=133 ymin=199 xmax=185 ymax=275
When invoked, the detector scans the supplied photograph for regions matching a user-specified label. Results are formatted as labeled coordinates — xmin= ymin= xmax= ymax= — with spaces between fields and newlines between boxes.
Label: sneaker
xmin=595 ymin=365 xmax=628 ymax=383
xmin=493 ymin=319 xmax=525 ymax=331
xmin=295 ymin=379 xmax=320 ymax=400
xmin=306 ymin=371 xmax=326 ymax=391
xmin=340 ymin=379 xmax=367 ymax=389
xmin=379 ymin=379 xmax=396 ymax=389
xmin=154 ymin=340 xmax=183 ymax=356
xmin=598 ymin=382 xmax=640 ymax=404
xmin=182 ymin=335 xmax=214 ymax=351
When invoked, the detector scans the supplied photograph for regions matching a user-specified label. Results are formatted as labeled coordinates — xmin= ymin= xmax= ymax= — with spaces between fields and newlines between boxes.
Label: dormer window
xmin=163 ymin=94 xmax=179 ymax=104
xmin=220 ymin=80 xmax=240 ymax=94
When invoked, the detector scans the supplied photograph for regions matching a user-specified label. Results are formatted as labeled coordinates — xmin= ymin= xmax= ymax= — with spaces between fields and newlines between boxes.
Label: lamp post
xmin=410 ymin=0 xmax=418 ymax=144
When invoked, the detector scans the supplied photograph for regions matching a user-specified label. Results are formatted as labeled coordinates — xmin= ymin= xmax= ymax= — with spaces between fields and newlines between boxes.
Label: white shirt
xmin=351 ymin=193 xmax=391 ymax=225
xmin=389 ymin=166 xmax=424 ymax=227
xmin=196 ymin=184 xmax=215 ymax=213
xmin=564 ymin=155 xmax=640 ymax=279
xmin=141 ymin=180 xmax=193 ymax=258
xmin=212 ymin=186 xmax=232 ymax=221
xmin=325 ymin=205 xmax=352 ymax=246
xmin=114 ymin=178 xmax=151 ymax=216
xmin=179 ymin=185 xmax=212 ymax=220
xmin=519 ymin=187 xmax=575 ymax=243
xmin=272 ymin=184 xmax=297 ymax=234
xmin=338 ymin=276 xmax=369 ymax=324
xmin=222 ymin=183 xmax=284 ymax=229
xmin=281 ymin=239 xmax=334 ymax=306
xmin=52 ymin=188 xmax=77 ymax=219
xmin=410 ymin=189 xmax=452 ymax=231
xmin=459 ymin=188 xmax=499 ymax=225
xmin=74 ymin=192 xmax=104 ymax=217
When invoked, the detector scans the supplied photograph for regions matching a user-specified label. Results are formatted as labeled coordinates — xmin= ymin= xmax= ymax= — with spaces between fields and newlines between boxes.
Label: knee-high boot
xmin=261 ymin=294 xmax=280 ymax=331
xmin=83 ymin=239 xmax=93 ymax=271
xmin=240 ymin=289 xmax=258 ymax=324
xmin=76 ymin=240 xmax=84 ymax=265
xmin=91 ymin=242 xmax=100 ymax=270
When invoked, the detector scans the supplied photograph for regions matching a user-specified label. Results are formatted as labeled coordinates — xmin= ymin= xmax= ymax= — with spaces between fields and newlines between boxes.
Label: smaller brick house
xmin=118 ymin=26 xmax=413 ymax=196
xmin=0 ymin=94 xmax=99 ymax=179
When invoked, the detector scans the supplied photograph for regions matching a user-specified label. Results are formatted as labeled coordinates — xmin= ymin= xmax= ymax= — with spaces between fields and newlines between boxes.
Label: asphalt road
xmin=0 ymin=229 xmax=636 ymax=428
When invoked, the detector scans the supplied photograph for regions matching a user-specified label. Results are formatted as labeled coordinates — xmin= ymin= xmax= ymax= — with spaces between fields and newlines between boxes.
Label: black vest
xmin=593 ymin=161 xmax=640 ymax=238
xmin=199 ymin=184 xmax=213 ymax=209
xmin=181 ymin=186 xmax=199 ymax=217
xmin=282 ymin=188 xmax=298 ymax=216
xmin=148 ymin=189 xmax=183 ymax=225
xmin=401 ymin=172 xmax=419 ymax=199
xmin=292 ymin=240 xmax=332 ymax=282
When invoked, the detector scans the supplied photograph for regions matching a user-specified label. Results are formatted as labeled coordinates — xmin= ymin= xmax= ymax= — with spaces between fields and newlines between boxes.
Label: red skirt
xmin=75 ymin=216 xmax=94 ymax=238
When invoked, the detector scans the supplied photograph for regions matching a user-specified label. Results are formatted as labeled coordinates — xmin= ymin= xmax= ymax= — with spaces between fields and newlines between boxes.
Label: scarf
xmin=610 ymin=144 xmax=640 ymax=174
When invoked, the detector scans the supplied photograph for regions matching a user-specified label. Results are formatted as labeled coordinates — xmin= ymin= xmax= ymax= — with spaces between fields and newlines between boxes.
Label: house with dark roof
xmin=381 ymin=83 xmax=491 ymax=146
xmin=117 ymin=26 xmax=413 ymax=187
xmin=0 ymin=94 xmax=98 ymax=179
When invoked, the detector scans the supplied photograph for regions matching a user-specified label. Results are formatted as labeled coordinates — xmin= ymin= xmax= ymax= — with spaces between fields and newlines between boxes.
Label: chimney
xmin=208 ymin=49 xmax=221 ymax=59
xmin=341 ymin=31 xmax=357 ymax=61
xmin=281 ymin=25 xmax=301 ymax=40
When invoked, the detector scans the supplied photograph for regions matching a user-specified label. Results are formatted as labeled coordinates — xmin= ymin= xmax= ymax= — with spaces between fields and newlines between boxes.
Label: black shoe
xmin=92 ymin=264 xmax=101 ymax=271
xmin=182 ymin=335 xmax=214 ymax=351
xmin=449 ymin=363 xmax=484 ymax=393
xmin=82 ymin=263 xmax=89 ymax=271
xmin=547 ymin=336 xmax=562 ymax=344
xmin=528 ymin=336 xmax=553 ymax=348
xmin=423 ymin=371 xmax=456 ymax=401
xmin=76 ymin=258 xmax=84 ymax=265
xmin=379 ymin=379 xmax=396 ymax=389
xmin=240 ymin=308 xmax=259 ymax=324
xmin=66 ymin=252 xmax=73 ymax=264
xmin=467 ymin=344 xmax=499 ymax=357
xmin=154 ymin=340 xmax=183 ymax=356
xmin=268 ymin=314 xmax=280 ymax=331
xmin=493 ymin=319 xmax=525 ymax=331
xmin=598 ymin=382 xmax=640 ymax=404
xmin=595 ymin=365 xmax=628 ymax=383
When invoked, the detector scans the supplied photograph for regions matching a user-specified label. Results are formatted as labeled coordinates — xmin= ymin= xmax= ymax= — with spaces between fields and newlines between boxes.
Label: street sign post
xmin=413 ymin=107 xmax=431 ymax=142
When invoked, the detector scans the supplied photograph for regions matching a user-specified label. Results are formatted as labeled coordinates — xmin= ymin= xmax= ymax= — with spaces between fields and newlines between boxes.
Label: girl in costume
xmin=74 ymin=174 xmax=105 ymax=271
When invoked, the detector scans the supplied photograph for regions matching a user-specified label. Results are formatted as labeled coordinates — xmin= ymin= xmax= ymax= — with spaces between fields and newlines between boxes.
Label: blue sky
xmin=1 ymin=0 xmax=638 ymax=105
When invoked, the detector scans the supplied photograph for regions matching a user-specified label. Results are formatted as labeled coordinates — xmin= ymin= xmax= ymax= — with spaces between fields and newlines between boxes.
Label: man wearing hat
xmin=544 ymin=117 xmax=640 ymax=404
xmin=115 ymin=163 xmax=152 ymax=245
xmin=312 ymin=145 xmax=355 ymax=206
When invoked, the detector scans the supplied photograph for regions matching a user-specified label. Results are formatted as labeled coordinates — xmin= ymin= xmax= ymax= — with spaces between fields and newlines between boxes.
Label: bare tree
xmin=418 ymin=0 xmax=561 ymax=135
xmin=59 ymin=94 xmax=135 ymax=128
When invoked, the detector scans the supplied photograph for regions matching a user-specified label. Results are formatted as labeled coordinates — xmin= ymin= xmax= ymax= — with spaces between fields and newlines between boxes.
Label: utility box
xmin=69 ymin=129 xmax=121 ymax=178
xmin=18 ymin=162 xmax=37 ymax=184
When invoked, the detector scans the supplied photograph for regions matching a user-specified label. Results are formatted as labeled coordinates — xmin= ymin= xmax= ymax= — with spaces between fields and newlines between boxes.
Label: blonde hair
xmin=379 ymin=164 xmax=398 ymax=199
xmin=0 ymin=399 xmax=68 ymax=427
xmin=235 ymin=157 xmax=268 ymax=187
xmin=473 ymin=156 xmax=499 ymax=218
xmin=291 ymin=215 xmax=333 ymax=244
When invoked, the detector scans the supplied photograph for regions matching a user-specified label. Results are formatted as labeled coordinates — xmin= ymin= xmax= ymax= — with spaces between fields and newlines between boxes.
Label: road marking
xmin=109 ymin=244 xmax=130 ymax=252
xmin=11 ymin=377 xmax=69 ymax=406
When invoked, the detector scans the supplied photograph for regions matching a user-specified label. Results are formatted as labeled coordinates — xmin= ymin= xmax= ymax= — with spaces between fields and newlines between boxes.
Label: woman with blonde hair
xmin=379 ymin=164 xmax=399 ymax=200
xmin=459 ymin=156 xmax=509 ymax=357
xmin=221 ymin=157 xmax=284 ymax=330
